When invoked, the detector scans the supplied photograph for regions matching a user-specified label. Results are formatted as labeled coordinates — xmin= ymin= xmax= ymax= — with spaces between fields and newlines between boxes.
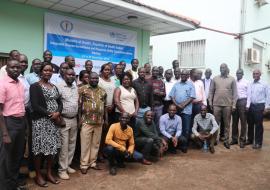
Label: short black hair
xmin=79 ymin=70 xmax=89 ymax=81
xmin=119 ymin=71 xmax=133 ymax=85
xmin=40 ymin=62 xmax=53 ymax=73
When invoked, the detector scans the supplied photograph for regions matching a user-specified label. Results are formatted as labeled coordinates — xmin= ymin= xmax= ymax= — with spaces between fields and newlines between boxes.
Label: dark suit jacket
xmin=202 ymin=78 xmax=212 ymax=89
xmin=30 ymin=82 xmax=63 ymax=120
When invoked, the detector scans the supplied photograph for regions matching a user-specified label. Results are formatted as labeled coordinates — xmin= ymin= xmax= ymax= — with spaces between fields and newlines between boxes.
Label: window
xmin=149 ymin=46 xmax=153 ymax=65
xmin=0 ymin=53 xmax=9 ymax=68
xmin=177 ymin=39 xmax=206 ymax=68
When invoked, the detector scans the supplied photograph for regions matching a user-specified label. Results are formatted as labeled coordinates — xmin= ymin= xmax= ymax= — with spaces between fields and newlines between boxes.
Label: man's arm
xmin=175 ymin=117 xmax=182 ymax=138
xmin=246 ymin=83 xmax=251 ymax=110
xmin=208 ymin=79 xmax=215 ymax=109
xmin=231 ymin=78 xmax=238 ymax=109
xmin=192 ymin=115 xmax=200 ymax=137
xmin=210 ymin=115 xmax=219 ymax=135
xmin=0 ymin=104 xmax=11 ymax=144
xmin=127 ymin=129 xmax=135 ymax=154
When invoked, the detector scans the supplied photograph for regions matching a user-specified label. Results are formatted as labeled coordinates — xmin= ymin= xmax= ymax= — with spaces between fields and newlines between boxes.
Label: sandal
xmin=47 ymin=176 xmax=60 ymax=184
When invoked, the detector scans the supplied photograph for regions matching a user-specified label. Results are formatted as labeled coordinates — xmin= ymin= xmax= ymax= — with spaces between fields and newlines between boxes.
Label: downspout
xmin=239 ymin=0 xmax=247 ymax=69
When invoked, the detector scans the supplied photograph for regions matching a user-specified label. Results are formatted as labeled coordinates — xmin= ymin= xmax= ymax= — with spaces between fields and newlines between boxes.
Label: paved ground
xmin=27 ymin=121 xmax=270 ymax=190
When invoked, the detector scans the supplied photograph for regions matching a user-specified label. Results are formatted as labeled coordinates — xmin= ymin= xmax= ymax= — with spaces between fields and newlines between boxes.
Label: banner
xmin=44 ymin=13 xmax=137 ymax=74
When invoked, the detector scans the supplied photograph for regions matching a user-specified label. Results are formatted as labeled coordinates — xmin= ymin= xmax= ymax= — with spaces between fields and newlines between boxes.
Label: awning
xmin=12 ymin=0 xmax=200 ymax=35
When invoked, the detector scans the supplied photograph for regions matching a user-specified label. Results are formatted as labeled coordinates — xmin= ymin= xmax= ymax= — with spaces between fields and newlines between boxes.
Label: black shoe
xmin=219 ymin=137 xmax=225 ymax=142
xmin=16 ymin=187 xmax=28 ymax=190
xmin=169 ymin=149 xmax=177 ymax=154
xmin=224 ymin=142 xmax=230 ymax=149
xmin=209 ymin=146 xmax=215 ymax=154
xmin=230 ymin=141 xmax=238 ymax=145
xmin=253 ymin=144 xmax=262 ymax=149
xmin=245 ymin=140 xmax=252 ymax=145
xmin=117 ymin=162 xmax=126 ymax=168
xmin=109 ymin=167 xmax=117 ymax=175
xmin=181 ymin=148 xmax=188 ymax=154
xmin=239 ymin=142 xmax=245 ymax=148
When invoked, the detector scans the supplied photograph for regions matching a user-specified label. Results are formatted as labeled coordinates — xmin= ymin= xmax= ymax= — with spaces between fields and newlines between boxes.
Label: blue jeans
xmin=104 ymin=146 xmax=143 ymax=167
xmin=179 ymin=113 xmax=192 ymax=139
xmin=137 ymin=107 xmax=151 ymax=120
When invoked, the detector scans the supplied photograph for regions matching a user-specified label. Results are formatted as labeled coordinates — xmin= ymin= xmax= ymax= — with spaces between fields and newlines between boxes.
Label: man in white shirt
xmin=231 ymin=69 xmax=249 ymax=148
xmin=163 ymin=69 xmax=175 ymax=113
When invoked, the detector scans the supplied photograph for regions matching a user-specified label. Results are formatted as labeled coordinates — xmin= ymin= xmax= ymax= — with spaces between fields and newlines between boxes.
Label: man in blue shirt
xmin=246 ymin=69 xmax=269 ymax=149
xmin=159 ymin=104 xmax=187 ymax=153
xmin=25 ymin=59 xmax=42 ymax=85
xmin=169 ymin=69 xmax=196 ymax=141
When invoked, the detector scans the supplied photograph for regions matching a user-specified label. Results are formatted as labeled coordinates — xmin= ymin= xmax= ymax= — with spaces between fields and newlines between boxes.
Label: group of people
xmin=0 ymin=49 xmax=269 ymax=190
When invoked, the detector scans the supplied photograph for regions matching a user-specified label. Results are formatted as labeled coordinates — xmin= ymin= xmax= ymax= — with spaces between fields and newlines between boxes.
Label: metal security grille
xmin=177 ymin=39 xmax=206 ymax=68
xmin=0 ymin=53 xmax=9 ymax=68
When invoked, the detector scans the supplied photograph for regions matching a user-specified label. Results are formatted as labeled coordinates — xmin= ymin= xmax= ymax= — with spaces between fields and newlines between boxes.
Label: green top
xmin=78 ymin=84 xmax=106 ymax=125
xmin=134 ymin=119 xmax=162 ymax=141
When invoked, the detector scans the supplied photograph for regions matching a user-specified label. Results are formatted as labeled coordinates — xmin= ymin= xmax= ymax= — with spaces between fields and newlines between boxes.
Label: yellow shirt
xmin=105 ymin=123 xmax=135 ymax=154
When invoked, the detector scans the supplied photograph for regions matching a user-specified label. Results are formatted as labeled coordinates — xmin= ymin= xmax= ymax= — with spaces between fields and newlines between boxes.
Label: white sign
xmin=44 ymin=13 xmax=137 ymax=74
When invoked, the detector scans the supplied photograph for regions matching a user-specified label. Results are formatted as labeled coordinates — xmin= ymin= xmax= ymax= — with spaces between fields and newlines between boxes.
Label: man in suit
xmin=202 ymin=68 xmax=212 ymax=113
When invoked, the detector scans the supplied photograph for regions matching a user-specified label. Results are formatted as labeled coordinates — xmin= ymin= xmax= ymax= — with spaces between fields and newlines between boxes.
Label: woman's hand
xmin=50 ymin=112 xmax=60 ymax=120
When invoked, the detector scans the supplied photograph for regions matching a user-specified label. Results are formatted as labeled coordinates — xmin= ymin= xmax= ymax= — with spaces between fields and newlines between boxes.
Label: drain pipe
xmin=239 ymin=0 xmax=247 ymax=69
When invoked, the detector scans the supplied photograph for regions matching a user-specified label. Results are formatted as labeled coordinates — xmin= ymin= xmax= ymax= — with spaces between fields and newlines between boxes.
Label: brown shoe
xmin=80 ymin=168 xmax=88 ymax=175
xmin=141 ymin=159 xmax=152 ymax=165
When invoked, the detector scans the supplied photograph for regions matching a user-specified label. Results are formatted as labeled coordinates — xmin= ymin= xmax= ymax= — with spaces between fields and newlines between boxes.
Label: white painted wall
xmin=150 ymin=0 xmax=270 ymax=81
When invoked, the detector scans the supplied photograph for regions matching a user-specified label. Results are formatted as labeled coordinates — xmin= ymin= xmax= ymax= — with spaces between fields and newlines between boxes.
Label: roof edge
xmin=121 ymin=0 xmax=200 ymax=27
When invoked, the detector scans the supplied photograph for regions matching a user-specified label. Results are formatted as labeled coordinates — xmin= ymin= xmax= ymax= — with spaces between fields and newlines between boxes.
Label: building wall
xmin=0 ymin=0 xmax=150 ymax=71
xmin=241 ymin=0 xmax=270 ymax=81
xmin=150 ymin=0 xmax=270 ymax=81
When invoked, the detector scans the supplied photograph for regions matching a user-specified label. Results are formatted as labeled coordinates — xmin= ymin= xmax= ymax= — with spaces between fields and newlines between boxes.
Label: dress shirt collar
xmin=165 ymin=79 xmax=174 ymax=84
xmin=6 ymin=75 xmax=19 ymax=83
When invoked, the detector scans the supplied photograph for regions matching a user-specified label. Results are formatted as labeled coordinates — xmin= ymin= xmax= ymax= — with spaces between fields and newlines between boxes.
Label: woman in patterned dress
xmin=30 ymin=63 xmax=63 ymax=187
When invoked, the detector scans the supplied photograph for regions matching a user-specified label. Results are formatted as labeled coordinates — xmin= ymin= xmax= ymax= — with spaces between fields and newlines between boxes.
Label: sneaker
xmin=58 ymin=172 xmax=70 ymax=180
xmin=67 ymin=167 xmax=76 ymax=174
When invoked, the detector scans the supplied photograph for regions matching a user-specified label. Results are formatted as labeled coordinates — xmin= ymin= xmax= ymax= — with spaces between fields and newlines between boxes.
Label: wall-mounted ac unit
xmin=255 ymin=0 xmax=269 ymax=7
xmin=247 ymin=48 xmax=260 ymax=64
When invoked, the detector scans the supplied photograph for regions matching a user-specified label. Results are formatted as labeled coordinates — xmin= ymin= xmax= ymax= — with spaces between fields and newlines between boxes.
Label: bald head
xmin=253 ymin=69 xmax=261 ymax=82
xmin=220 ymin=63 xmax=228 ymax=76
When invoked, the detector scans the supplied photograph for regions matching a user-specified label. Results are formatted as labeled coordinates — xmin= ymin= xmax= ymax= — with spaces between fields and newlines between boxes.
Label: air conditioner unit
xmin=247 ymin=48 xmax=260 ymax=64
xmin=255 ymin=0 xmax=269 ymax=7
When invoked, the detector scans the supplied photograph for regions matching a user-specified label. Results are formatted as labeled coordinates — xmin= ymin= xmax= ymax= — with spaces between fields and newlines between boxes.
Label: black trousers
xmin=247 ymin=103 xmax=265 ymax=145
xmin=162 ymin=135 xmax=187 ymax=151
xmin=232 ymin=98 xmax=247 ymax=143
xmin=0 ymin=116 xmax=26 ymax=190
xmin=135 ymin=137 xmax=160 ymax=160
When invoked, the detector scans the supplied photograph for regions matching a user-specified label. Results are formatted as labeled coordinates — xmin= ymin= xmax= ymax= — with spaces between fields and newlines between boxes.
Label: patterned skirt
xmin=32 ymin=117 xmax=60 ymax=156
